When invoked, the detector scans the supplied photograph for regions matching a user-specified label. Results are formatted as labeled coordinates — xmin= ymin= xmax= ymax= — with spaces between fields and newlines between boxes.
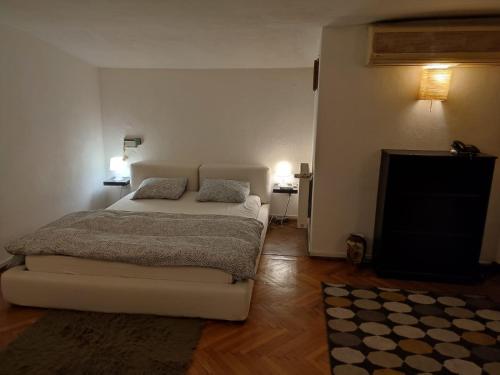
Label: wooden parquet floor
xmin=1 ymin=220 xmax=500 ymax=374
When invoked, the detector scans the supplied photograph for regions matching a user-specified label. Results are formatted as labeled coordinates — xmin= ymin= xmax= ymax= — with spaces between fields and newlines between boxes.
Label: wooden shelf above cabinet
xmin=368 ymin=17 xmax=500 ymax=66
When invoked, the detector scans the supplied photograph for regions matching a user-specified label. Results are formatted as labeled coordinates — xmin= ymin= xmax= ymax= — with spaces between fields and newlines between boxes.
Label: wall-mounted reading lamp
xmin=124 ymin=137 xmax=142 ymax=148
xmin=122 ymin=137 xmax=142 ymax=161
xmin=109 ymin=137 xmax=142 ymax=178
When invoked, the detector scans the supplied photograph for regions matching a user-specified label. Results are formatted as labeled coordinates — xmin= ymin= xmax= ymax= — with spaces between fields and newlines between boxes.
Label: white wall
xmin=0 ymin=24 xmax=106 ymax=264
xmin=99 ymin=68 xmax=314 ymax=215
xmin=310 ymin=25 xmax=500 ymax=262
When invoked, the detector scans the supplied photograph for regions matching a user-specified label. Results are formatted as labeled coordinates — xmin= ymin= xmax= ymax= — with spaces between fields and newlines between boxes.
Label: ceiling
xmin=0 ymin=0 xmax=499 ymax=68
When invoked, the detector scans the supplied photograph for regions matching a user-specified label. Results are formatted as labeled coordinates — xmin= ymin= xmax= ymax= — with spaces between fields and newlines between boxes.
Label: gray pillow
xmin=131 ymin=177 xmax=187 ymax=200
xmin=197 ymin=179 xmax=250 ymax=203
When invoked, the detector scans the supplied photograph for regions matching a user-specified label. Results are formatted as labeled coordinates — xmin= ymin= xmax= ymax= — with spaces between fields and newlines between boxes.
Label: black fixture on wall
xmin=313 ymin=58 xmax=319 ymax=92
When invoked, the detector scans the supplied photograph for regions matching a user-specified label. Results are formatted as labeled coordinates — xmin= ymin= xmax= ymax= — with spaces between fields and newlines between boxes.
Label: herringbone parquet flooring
xmin=1 ymin=220 xmax=499 ymax=374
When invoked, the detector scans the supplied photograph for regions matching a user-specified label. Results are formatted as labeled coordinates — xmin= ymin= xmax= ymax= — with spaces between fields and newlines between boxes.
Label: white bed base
xmin=2 ymin=205 xmax=268 ymax=321
xmin=2 ymin=267 xmax=255 ymax=320
xmin=1 ymin=162 xmax=271 ymax=321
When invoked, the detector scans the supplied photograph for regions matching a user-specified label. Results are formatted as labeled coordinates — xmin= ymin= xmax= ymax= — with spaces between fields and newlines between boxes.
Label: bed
xmin=1 ymin=162 xmax=271 ymax=321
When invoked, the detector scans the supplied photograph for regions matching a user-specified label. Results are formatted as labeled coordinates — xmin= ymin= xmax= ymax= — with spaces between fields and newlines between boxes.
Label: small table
xmin=271 ymin=186 xmax=298 ymax=225
xmin=103 ymin=177 xmax=130 ymax=198
xmin=103 ymin=177 xmax=130 ymax=186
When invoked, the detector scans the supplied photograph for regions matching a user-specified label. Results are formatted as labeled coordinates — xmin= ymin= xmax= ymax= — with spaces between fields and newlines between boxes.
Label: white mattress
xmin=26 ymin=192 xmax=268 ymax=284
xmin=26 ymin=255 xmax=234 ymax=284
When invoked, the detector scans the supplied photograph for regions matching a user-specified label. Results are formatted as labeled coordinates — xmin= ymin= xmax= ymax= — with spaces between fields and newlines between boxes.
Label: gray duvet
xmin=5 ymin=210 xmax=264 ymax=280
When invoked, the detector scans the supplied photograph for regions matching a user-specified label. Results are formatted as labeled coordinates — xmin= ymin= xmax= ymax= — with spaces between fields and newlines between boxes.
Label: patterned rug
xmin=321 ymin=283 xmax=500 ymax=374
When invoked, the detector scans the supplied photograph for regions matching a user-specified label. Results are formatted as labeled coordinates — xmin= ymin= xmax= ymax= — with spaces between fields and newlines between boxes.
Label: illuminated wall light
xmin=418 ymin=65 xmax=452 ymax=101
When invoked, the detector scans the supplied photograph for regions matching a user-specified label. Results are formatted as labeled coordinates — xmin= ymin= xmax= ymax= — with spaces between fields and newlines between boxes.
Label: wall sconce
xmin=122 ymin=136 xmax=142 ymax=161
xmin=124 ymin=137 xmax=142 ymax=148
xmin=418 ymin=64 xmax=452 ymax=101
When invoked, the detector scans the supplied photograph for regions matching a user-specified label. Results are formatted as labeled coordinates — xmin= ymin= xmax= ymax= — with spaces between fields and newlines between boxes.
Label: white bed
xmin=1 ymin=162 xmax=271 ymax=320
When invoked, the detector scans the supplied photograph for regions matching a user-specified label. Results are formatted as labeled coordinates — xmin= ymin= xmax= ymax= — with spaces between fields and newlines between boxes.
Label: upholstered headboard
xmin=130 ymin=161 xmax=200 ymax=191
xmin=131 ymin=161 xmax=271 ymax=203
xmin=199 ymin=164 xmax=271 ymax=203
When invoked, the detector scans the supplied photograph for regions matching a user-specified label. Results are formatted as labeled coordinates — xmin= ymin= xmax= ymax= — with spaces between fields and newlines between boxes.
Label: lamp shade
xmin=109 ymin=156 xmax=128 ymax=177
xmin=275 ymin=161 xmax=292 ymax=177
xmin=275 ymin=161 xmax=293 ymax=185
xmin=418 ymin=67 xmax=452 ymax=101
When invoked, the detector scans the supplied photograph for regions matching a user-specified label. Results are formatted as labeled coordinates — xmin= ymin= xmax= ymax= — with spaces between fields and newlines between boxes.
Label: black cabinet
xmin=373 ymin=150 xmax=496 ymax=282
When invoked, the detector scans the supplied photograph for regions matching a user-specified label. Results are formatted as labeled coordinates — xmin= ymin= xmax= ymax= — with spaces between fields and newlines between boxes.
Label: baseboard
xmin=479 ymin=259 xmax=494 ymax=265
xmin=308 ymin=249 xmax=346 ymax=258
xmin=308 ymin=251 xmax=494 ymax=264
xmin=269 ymin=214 xmax=298 ymax=219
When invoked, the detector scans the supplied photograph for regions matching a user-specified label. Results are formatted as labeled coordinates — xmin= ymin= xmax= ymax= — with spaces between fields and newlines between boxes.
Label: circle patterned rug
xmin=321 ymin=283 xmax=500 ymax=374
